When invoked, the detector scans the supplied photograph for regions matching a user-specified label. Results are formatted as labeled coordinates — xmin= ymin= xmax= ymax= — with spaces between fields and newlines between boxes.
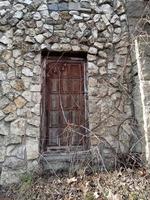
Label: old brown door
xmin=46 ymin=57 xmax=87 ymax=151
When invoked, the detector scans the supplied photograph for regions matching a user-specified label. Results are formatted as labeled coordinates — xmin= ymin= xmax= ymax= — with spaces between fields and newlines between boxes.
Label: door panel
xmin=46 ymin=58 xmax=86 ymax=149
xmin=49 ymin=94 xmax=59 ymax=110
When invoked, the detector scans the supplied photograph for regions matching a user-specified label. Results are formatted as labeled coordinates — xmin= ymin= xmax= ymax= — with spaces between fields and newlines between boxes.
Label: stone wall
xmin=126 ymin=0 xmax=150 ymax=158
xmin=134 ymin=37 xmax=150 ymax=163
xmin=0 ymin=0 xmax=135 ymax=185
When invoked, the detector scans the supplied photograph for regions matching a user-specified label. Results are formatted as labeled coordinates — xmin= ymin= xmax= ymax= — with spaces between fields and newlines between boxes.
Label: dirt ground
xmin=1 ymin=167 xmax=150 ymax=200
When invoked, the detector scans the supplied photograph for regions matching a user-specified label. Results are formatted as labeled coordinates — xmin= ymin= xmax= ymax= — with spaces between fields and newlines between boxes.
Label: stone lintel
xmin=48 ymin=2 xmax=91 ymax=12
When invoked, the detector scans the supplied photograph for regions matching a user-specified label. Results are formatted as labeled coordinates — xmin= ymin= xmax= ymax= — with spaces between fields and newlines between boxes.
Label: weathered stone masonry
xmin=0 ymin=0 xmax=145 ymax=185
xmin=126 ymin=0 xmax=150 ymax=162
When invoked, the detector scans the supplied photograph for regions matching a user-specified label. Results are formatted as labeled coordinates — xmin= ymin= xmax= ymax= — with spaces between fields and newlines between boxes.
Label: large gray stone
xmin=10 ymin=118 xmax=26 ymax=136
xmin=0 ymin=110 xmax=5 ymax=120
xmin=6 ymin=144 xmax=26 ymax=159
xmin=0 ymin=146 xmax=6 ymax=162
xmin=26 ymin=125 xmax=39 ymax=137
xmin=0 ymin=168 xmax=26 ymax=185
xmin=0 ymin=121 xmax=9 ymax=136
xmin=6 ymin=134 xmax=22 ymax=145
xmin=22 ymin=67 xmax=33 ymax=77
xmin=26 ymin=137 xmax=39 ymax=160
xmin=0 ymin=1 xmax=10 ymax=8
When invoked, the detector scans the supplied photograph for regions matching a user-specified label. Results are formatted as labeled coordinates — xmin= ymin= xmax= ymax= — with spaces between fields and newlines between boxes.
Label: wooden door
xmin=46 ymin=57 xmax=87 ymax=150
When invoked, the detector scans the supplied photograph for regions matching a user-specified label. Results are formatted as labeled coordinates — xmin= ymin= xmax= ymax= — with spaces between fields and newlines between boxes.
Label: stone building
xmin=0 ymin=0 xmax=149 ymax=185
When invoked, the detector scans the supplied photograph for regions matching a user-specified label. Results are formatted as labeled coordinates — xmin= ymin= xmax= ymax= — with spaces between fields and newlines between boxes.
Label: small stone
xmin=15 ymin=57 xmax=24 ymax=67
xmin=22 ymin=0 xmax=32 ymax=4
xmin=97 ymin=59 xmax=106 ymax=67
xmin=0 ymin=9 xmax=6 ymax=16
xmin=2 ymin=50 xmax=12 ymax=61
xmin=43 ymin=24 xmax=53 ymax=32
xmin=80 ymin=45 xmax=89 ymax=52
xmin=0 ymin=62 xmax=8 ymax=71
xmin=30 ymin=85 xmax=41 ymax=92
xmin=0 ymin=110 xmax=5 ymax=120
xmin=98 ymin=51 xmax=107 ymax=58
xmin=14 ymin=29 xmax=24 ymax=36
xmin=101 ymin=15 xmax=110 ymax=26
xmin=3 ymin=103 xmax=16 ymax=114
xmin=4 ymin=112 xmax=17 ymax=122
xmin=73 ymin=15 xmax=83 ymax=20
xmin=114 ymin=27 xmax=121 ymax=34
xmin=71 ymin=46 xmax=81 ymax=51
xmin=93 ymin=14 xmax=101 ymax=22
xmin=79 ymin=22 xmax=87 ymax=32
xmin=10 ymin=79 xmax=25 ymax=91
xmin=10 ymin=118 xmax=26 ymax=136
xmin=0 ymin=121 xmax=9 ymax=135
xmin=89 ymin=77 xmax=97 ymax=87
xmin=114 ymin=0 xmax=125 ymax=15
xmin=0 ymin=146 xmax=6 ymax=162
xmin=37 ymin=4 xmax=48 ymax=11
xmin=22 ymin=77 xmax=30 ymax=89
xmin=27 ymin=115 xmax=40 ymax=127
xmin=50 ymin=11 xmax=59 ymax=20
xmin=99 ymin=66 xmax=107 ymax=75
xmin=14 ymin=11 xmax=23 ymax=19
xmin=99 ymin=4 xmax=113 ymax=20
xmin=14 ymin=4 xmax=25 ymax=11
xmin=22 ymin=67 xmax=33 ymax=77
xmin=105 ymin=43 xmax=113 ymax=49
xmin=7 ymin=58 xmax=15 ymax=68
xmin=113 ymin=33 xmax=120 ymax=43
xmin=96 ymin=21 xmax=107 ymax=32
xmin=48 ymin=3 xmax=59 ymax=11
xmin=111 ymin=14 xmax=119 ymax=24
xmin=108 ymin=62 xmax=116 ymax=70
xmin=27 ymin=160 xmax=39 ymax=172
xmin=0 ymin=44 xmax=6 ymax=52
xmin=26 ymin=137 xmax=39 ymax=160
xmin=31 ymin=104 xmax=40 ymax=115
xmin=36 ymin=21 xmax=43 ymax=28
xmin=25 ymin=36 xmax=35 ymax=43
xmin=26 ymin=125 xmax=39 ymax=137
xmin=69 ymin=11 xmax=79 ymax=15
xmin=88 ymin=47 xmax=98 ymax=55
xmin=22 ymin=91 xmax=32 ymax=102
xmin=0 ymin=97 xmax=10 ymax=109
xmin=94 ymin=42 xmax=104 ymax=49
xmin=34 ymin=34 xmax=45 ymax=43
xmin=7 ymin=70 xmax=16 ymax=80
xmin=13 ymin=50 xmax=21 ymax=58
xmin=0 ymin=71 xmax=6 ymax=81
xmin=61 ymin=44 xmax=71 ymax=51
xmin=14 ymin=96 xmax=26 ymax=108
xmin=33 ymin=65 xmax=41 ymax=75
xmin=120 ymin=14 xmax=127 ymax=22
xmin=88 ymin=62 xmax=99 ymax=75
xmin=40 ymin=10 xmax=49 ymax=18
xmin=0 ymin=1 xmax=10 ymax=8
xmin=51 ymin=43 xmax=62 ymax=51
xmin=5 ymin=29 xmax=13 ymax=38
xmin=87 ymin=54 xmax=97 ymax=61
xmin=32 ymin=92 xmax=41 ymax=103
xmin=1 ymin=81 xmax=11 ymax=94
xmin=33 ymin=12 xmax=41 ymax=20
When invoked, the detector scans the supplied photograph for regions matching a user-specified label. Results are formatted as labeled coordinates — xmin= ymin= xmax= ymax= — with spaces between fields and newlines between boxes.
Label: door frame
xmin=40 ymin=55 xmax=89 ymax=153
